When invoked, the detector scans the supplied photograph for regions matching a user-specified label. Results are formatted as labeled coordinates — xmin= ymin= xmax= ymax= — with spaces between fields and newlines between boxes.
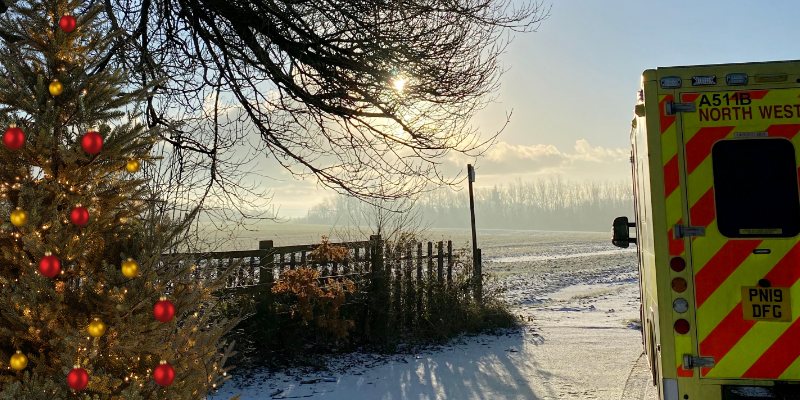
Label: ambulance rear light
xmin=674 ymin=319 xmax=690 ymax=335
xmin=726 ymin=73 xmax=748 ymax=86
xmin=660 ymin=76 xmax=682 ymax=89
xmin=692 ymin=76 xmax=717 ymax=86
xmin=672 ymin=277 xmax=687 ymax=293
xmin=673 ymin=298 xmax=689 ymax=314
xmin=755 ymin=73 xmax=788 ymax=83
xmin=670 ymin=257 xmax=686 ymax=272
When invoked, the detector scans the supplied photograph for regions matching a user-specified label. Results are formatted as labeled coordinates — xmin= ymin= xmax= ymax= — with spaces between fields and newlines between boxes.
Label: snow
xmin=212 ymin=232 xmax=647 ymax=400
xmin=488 ymin=248 xmax=635 ymax=263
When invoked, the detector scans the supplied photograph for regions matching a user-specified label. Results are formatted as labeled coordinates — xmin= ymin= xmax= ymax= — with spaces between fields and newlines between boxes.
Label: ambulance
xmin=612 ymin=61 xmax=800 ymax=400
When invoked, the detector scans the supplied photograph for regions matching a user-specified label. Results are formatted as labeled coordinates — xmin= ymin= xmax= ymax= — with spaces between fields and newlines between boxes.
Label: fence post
xmin=437 ymin=241 xmax=444 ymax=284
xmin=416 ymin=242 xmax=423 ymax=321
xmin=258 ymin=240 xmax=274 ymax=286
xmin=351 ymin=247 xmax=359 ymax=275
xmin=391 ymin=242 xmax=401 ymax=329
xmin=382 ymin=238 xmax=391 ymax=336
xmin=362 ymin=245 xmax=372 ymax=337
xmin=385 ymin=241 xmax=393 ymax=286
xmin=405 ymin=243 xmax=413 ymax=330
xmin=370 ymin=235 xmax=387 ymax=340
xmin=474 ymin=248 xmax=482 ymax=304
xmin=257 ymin=241 xmax=276 ymax=312
xmin=447 ymin=241 xmax=453 ymax=285
xmin=427 ymin=242 xmax=434 ymax=313
xmin=342 ymin=250 xmax=349 ymax=275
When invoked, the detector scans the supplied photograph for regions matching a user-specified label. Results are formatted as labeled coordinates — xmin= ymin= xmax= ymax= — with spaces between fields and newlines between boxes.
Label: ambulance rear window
xmin=712 ymin=138 xmax=800 ymax=238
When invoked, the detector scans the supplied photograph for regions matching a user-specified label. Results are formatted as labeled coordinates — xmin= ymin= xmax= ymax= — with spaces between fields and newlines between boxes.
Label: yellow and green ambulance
xmin=613 ymin=60 xmax=800 ymax=400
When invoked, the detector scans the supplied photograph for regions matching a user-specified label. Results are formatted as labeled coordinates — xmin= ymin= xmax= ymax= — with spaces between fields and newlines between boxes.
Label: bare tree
xmin=342 ymin=193 xmax=429 ymax=244
xmin=0 ymin=0 xmax=549 ymax=241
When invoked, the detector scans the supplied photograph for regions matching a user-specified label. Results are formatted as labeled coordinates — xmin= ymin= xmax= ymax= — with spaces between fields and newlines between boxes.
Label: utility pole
xmin=468 ymin=164 xmax=482 ymax=302
xmin=468 ymin=164 xmax=477 ymax=254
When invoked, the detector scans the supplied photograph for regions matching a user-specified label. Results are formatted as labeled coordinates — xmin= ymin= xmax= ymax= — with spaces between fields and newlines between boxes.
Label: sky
xmin=262 ymin=0 xmax=800 ymax=218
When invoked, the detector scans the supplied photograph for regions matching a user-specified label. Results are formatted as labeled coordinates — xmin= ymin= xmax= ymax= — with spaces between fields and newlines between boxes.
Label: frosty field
xmin=213 ymin=225 xmax=654 ymax=400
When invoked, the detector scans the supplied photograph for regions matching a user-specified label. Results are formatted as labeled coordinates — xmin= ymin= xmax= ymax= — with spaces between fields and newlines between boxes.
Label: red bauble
xmin=38 ymin=254 xmax=61 ymax=278
xmin=153 ymin=298 xmax=175 ymax=322
xmin=81 ymin=130 xmax=103 ymax=154
xmin=67 ymin=366 xmax=88 ymax=390
xmin=153 ymin=361 xmax=175 ymax=386
xmin=59 ymin=14 xmax=76 ymax=33
xmin=3 ymin=125 xmax=24 ymax=150
xmin=70 ymin=206 xmax=89 ymax=226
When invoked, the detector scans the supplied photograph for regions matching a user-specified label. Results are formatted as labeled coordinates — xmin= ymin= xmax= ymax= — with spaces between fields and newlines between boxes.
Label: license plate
xmin=741 ymin=286 xmax=792 ymax=322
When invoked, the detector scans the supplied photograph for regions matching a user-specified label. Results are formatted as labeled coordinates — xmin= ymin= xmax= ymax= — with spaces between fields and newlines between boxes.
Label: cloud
xmin=570 ymin=139 xmax=629 ymax=163
xmin=483 ymin=142 xmax=569 ymax=173
xmin=446 ymin=139 xmax=630 ymax=183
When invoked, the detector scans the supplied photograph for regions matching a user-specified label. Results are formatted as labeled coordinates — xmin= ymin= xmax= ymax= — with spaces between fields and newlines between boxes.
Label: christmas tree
xmin=0 ymin=0 xmax=239 ymax=398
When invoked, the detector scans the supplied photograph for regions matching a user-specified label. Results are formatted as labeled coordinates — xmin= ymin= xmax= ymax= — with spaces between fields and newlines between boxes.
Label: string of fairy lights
xmin=3 ymin=10 xmax=180 ymax=392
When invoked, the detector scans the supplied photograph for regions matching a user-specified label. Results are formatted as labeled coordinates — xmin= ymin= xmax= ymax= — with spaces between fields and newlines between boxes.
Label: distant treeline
xmin=300 ymin=178 xmax=634 ymax=232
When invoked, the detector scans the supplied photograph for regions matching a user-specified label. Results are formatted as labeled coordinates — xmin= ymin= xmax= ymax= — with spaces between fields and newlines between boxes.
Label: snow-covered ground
xmin=213 ymin=230 xmax=654 ymax=400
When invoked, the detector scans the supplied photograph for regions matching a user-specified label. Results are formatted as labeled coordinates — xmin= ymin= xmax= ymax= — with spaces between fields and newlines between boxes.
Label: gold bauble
xmin=10 ymin=207 xmax=27 ymax=227
xmin=121 ymin=258 xmax=139 ymax=278
xmin=49 ymin=79 xmax=63 ymax=96
xmin=88 ymin=318 xmax=107 ymax=338
xmin=10 ymin=350 xmax=27 ymax=370
xmin=126 ymin=159 xmax=140 ymax=173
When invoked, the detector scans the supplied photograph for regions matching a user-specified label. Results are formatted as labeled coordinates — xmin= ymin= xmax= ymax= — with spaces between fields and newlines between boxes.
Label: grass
xmin=623 ymin=318 xmax=642 ymax=330
xmin=219 ymin=264 xmax=519 ymax=372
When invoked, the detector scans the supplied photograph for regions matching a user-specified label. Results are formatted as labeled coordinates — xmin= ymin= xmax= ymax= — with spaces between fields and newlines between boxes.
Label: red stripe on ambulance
xmin=699 ymin=241 xmax=800 ymax=375
xmin=762 ymin=243 xmax=800 ymax=286
xmin=745 ymin=90 xmax=770 ymax=100
xmin=743 ymin=320 xmax=800 ymax=379
xmin=689 ymin=188 xmax=716 ymax=228
xmin=699 ymin=303 xmax=757 ymax=376
xmin=685 ymin=126 xmax=735 ymax=174
xmin=765 ymin=124 xmax=800 ymax=139
xmin=682 ymin=93 xmax=701 ymax=103
xmin=695 ymin=240 xmax=762 ymax=307
xmin=668 ymin=218 xmax=684 ymax=256
xmin=664 ymin=155 xmax=680 ymax=197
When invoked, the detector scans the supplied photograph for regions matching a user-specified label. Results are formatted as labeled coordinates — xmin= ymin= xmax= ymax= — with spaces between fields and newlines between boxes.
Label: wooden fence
xmin=179 ymin=235 xmax=483 ymax=335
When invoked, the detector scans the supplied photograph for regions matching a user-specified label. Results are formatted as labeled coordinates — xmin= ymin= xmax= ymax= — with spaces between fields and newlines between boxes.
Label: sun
xmin=392 ymin=77 xmax=407 ymax=93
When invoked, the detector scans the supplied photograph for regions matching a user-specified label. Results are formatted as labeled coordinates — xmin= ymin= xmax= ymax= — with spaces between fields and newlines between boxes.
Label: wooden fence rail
xmin=176 ymin=236 xmax=483 ymax=331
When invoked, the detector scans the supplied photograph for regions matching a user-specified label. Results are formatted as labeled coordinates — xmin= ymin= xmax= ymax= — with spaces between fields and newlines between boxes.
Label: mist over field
xmin=300 ymin=178 xmax=633 ymax=232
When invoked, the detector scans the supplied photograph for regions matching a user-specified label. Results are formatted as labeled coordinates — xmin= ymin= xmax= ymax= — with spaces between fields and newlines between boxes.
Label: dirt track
xmin=622 ymin=353 xmax=659 ymax=400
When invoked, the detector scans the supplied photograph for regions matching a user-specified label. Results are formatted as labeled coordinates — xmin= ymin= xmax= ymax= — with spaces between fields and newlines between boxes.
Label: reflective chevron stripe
xmin=661 ymin=95 xmax=684 ymax=259
xmin=660 ymin=93 xmax=692 ymax=378
xmin=676 ymin=88 xmax=800 ymax=380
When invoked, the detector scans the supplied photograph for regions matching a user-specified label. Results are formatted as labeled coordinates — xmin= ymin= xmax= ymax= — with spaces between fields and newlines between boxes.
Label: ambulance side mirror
xmin=612 ymin=216 xmax=637 ymax=248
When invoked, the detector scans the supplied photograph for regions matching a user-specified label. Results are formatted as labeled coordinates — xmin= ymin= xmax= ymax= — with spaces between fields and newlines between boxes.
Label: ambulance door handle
xmin=683 ymin=354 xmax=715 ymax=369
xmin=674 ymin=224 xmax=705 ymax=239
xmin=665 ymin=102 xmax=697 ymax=116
